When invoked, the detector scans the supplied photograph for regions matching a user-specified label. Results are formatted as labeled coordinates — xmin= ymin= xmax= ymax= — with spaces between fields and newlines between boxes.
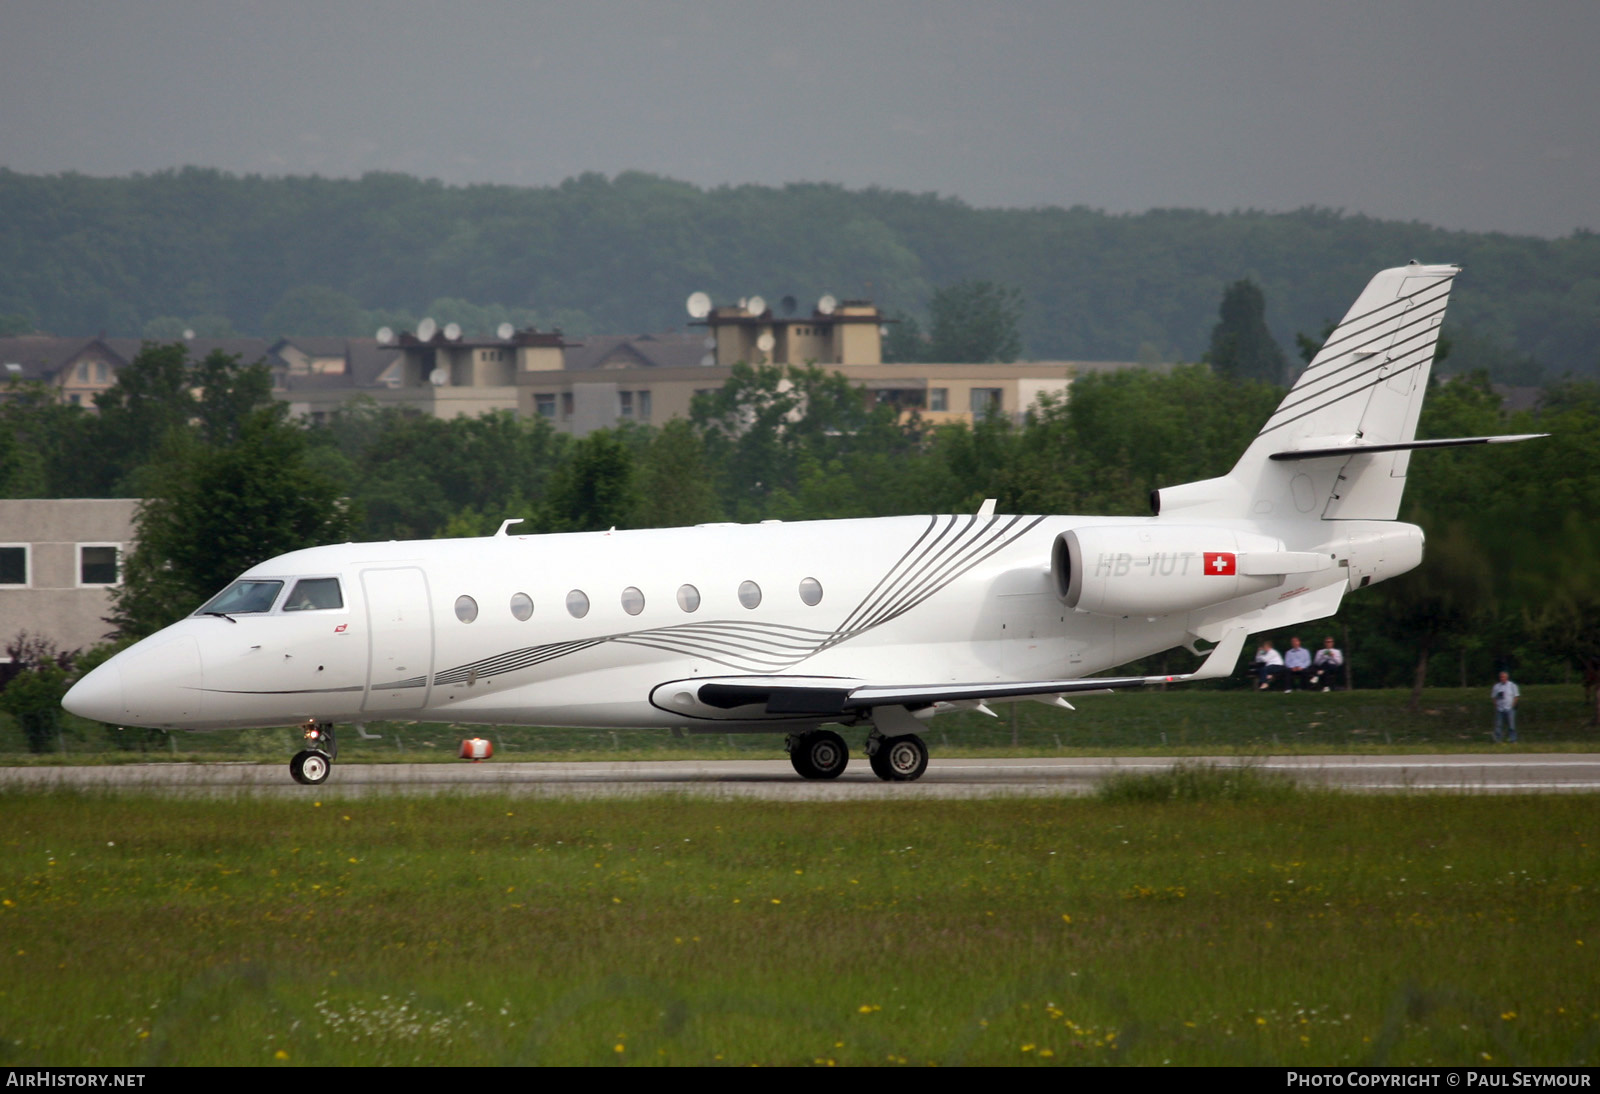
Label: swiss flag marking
xmin=1203 ymin=551 xmax=1236 ymax=576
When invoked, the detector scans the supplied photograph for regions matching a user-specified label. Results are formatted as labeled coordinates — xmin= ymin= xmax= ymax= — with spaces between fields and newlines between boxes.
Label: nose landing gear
xmin=290 ymin=721 xmax=336 ymax=785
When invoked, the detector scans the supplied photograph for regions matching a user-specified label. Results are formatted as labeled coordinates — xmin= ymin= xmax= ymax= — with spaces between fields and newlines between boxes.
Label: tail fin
xmin=1154 ymin=263 xmax=1458 ymax=522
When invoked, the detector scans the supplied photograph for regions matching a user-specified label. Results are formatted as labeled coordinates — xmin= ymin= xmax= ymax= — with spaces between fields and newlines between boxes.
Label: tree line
xmin=0 ymin=168 xmax=1596 ymax=382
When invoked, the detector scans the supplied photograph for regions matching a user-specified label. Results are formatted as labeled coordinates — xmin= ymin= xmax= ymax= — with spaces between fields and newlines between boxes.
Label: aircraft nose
xmin=63 ymin=635 xmax=204 ymax=728
xmin=62 ymin=662 xmax=124 ymax=724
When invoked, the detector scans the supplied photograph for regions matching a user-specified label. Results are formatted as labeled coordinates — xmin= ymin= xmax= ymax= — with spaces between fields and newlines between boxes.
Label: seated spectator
xmin=1251 ymin=640 xmax=1284 ymax=690
xmin=1309 ymin=636 xmax=1344 ymax=691
xmin=1283 ymin=636 xmax=1312 ymax=691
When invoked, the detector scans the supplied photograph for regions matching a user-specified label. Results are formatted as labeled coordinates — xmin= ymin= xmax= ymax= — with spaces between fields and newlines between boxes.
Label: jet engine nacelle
xmin=1052 ymin=525 xmax=1296 ymax=617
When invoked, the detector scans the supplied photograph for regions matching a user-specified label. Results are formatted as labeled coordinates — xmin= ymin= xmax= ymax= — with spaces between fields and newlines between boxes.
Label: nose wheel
xmin=290 ymin=721 xmax=337 ymax=784
xmin=290 ymin=748 xmax=331 ymax=785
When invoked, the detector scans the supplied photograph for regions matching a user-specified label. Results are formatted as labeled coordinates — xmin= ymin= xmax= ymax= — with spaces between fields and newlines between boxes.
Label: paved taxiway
xmin=2 ymin=753 xmax=1596 ymax=799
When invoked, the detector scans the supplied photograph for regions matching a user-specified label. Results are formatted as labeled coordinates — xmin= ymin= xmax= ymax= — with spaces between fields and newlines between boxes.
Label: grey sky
xmin=2 ymin=1 xmax=1596 ymax=237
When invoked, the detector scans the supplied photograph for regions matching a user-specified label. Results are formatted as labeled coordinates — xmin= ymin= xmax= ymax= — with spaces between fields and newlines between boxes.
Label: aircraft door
xmin=362 ymin=567 xmax=435 ymax=713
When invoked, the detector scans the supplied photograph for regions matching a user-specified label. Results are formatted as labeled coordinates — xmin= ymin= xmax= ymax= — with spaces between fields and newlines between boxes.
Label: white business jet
xmin=63 ymin=264 xmax=1542 ymax=784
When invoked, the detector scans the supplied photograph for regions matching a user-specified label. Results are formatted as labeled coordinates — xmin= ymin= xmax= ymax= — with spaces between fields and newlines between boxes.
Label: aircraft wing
xmin=694 ymin=627 xmax=1248 ymax=716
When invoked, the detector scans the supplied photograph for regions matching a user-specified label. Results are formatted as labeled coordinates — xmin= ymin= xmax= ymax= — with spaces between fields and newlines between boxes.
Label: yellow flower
xmin=274 ymin=1049 xmax=289 ymax=1060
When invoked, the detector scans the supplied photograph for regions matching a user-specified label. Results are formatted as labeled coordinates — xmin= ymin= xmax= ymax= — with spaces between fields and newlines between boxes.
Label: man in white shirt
xmin=1251 ymin=640 xmax=1284 ymax=690
xmin=1491 ymin=671 xmax=1520 ymax=743
xmin=1310 ymin=637 xmax=1344 ymax=691
xmin=1283 ymin=637 xmax=1312 ymax=691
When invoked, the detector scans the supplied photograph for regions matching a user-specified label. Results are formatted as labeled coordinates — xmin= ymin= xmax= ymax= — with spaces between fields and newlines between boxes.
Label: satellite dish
xmin=780 ymin=295 xmax=797 ymax=317
xmin=879 ymin=324 xmax=890 ymax=337
xmin=756 ymin=332 xmax=775 ymax=353
xmin=703 ymin=336 xmax=716 ymax=349
xmin=746 ymin=295 xmax=766 ymax=317
xmin=699 ymin=354 xmax=715 ymax=367
xmin=376 ymin=326 xmax=394 ymax=345
xmin=496 ymin=322 xmax=514 ymax=340
xmin=429 ymin=368 xmax=448 ymax=387
xmin=686 ymin=291 xmax=712 ymax=319
xmin=817 ymin=294 xmax=837 ymax=316
xmin=183 ymin=329 xmax=195 ymax=340
xmin=443 ymin=322 xmax=462 ymax=341
xmin=417 ymin=317 xmax=438 ymax=341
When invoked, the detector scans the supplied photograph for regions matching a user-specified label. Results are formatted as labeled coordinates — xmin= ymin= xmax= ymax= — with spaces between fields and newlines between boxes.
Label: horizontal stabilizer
xmin=694 ymin=628 xmax=1249 ymax=715
xmin=1268 ymin=434 xmax=1547 ymax=462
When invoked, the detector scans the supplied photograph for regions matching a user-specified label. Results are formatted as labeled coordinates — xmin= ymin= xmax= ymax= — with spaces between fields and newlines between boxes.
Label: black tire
xmin=290 ymin=749 xmax=331 ymax=785
xmin=789 ymin=731 xmax=849 ymax=780
xmin=871 ymin=734 xmax=928 ymax=782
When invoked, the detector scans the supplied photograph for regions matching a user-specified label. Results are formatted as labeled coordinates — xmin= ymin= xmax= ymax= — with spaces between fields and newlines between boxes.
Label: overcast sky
xmin=2 ymin=1 xmax=1596 ymax=237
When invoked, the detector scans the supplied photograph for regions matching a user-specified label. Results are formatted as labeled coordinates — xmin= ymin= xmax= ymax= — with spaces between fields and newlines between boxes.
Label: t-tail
xmin=1152 ymin=262 xmax=1544 ymax=525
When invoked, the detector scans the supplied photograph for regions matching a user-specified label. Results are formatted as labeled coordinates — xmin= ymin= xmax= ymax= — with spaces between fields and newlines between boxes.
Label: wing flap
xmin=691 ymin=628 xmax=1248 ymax=716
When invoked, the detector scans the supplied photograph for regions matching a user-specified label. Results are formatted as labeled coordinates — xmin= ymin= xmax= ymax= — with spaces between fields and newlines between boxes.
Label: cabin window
xmin=78 ymin=545 xmax=120 ymax=586
xmin=676 ymin=584 xmax=701 ymax=612
xmin=283 ymin=577 xmax=343 ymax=611
xmin=799 ymin=577 xmax=823 ymax=606
xmin=566 ymin=589 xmax=590 ymax=618
xmin=738 ymin=580 xmax=762 ymax=609
xmin=510 ymin=592 xmax=534 ymax=621
xmin=621 ymin=586 xmax=645 ymax=615
xmin=454 ymin=595 xmax=478 ymax=623
xmin=0 ymin=545 xmax=29 ymax=586
xmin=196 ymin=579 xmax=282 ymax=616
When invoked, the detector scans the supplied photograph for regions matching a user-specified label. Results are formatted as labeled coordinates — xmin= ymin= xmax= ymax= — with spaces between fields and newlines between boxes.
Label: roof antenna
xmin=496 ymin=518 xmax=525 ymax=536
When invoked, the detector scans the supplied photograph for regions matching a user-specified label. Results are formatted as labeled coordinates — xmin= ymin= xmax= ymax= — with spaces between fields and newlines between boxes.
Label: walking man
xmin=1491 ymin=670 xmax=1520 ymax=743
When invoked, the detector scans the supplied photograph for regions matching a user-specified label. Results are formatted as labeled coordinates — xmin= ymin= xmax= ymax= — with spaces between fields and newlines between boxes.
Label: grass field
xmin=3 ymin=685 xmax=1596 ymax=765
xmin=0 ymin=781 xmax=1595 ymax=1066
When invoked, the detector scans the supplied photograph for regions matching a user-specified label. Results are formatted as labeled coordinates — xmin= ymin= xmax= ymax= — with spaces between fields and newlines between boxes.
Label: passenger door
xmin=362 ymin=567 xmax=434 ymax=713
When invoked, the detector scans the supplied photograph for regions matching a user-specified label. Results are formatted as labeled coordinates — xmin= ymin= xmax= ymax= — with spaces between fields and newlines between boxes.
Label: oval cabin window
xmin=510 ymin=592 xmax=534 ymax=621
xmin=455 ymin=595 xmax=478 ymax=623
xmin=799 ymin=577 xmax=823 ymax=606
xmin=566 ymin=590 xmax=590 ymax=619
xmin=738 ymin=580 xmax=762 ymax=609
xmin=677 ymin=584 xmax=701 ymax=612
xmin=621 ymin=586 xmax=645 ymax=615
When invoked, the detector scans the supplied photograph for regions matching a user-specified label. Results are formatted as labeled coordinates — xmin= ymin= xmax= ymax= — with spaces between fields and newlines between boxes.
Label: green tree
xmin=633 ymin=419 xmax=722 ymax=528
xmin=543 ymin=430 xmax=639 ymax=532
xmin=87 ymin=342 xmax=195 ymax=495
xmin=0 ymin=635 xmax=74 ymax=753
xmin=263 ymin=285 xmax=365 ymax=336
xmin=109 ymin=409 xmax=356 ymax=639
xmin=927 ymin=281 xmax=1024 ymax=363
xmin=1208 ymin=280 xmax=1287 ymax=385
xmin=881 ymin=312 xmax=928 ymax=363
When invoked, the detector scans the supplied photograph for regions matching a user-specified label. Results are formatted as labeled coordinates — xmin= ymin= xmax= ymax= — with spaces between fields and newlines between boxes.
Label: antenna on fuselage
xmin=497 ymin=518 xmax=526 ymax=536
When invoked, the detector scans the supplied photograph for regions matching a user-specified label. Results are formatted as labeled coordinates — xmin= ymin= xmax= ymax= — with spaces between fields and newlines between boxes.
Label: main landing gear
xmin=290 ymin=720 xmax=336 ymax=785
xmin=786 ymin=730 xmax=850 ymax=780
xmin=867 ymin=731 xmax=929 ymax=782
xmin=784 ymin=726 xmax=932 ymax=782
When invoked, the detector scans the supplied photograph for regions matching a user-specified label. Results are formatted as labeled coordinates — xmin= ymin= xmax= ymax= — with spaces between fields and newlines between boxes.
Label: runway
xmin=2 ymin=753 xmax=1597 ymax=799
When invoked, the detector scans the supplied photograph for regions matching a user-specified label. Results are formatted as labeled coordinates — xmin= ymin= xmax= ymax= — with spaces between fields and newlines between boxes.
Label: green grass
xmin=4 ymin=684 xmax=1594 ymax=765
xmin=0 ymin=788 xmax=1594 ymax=1065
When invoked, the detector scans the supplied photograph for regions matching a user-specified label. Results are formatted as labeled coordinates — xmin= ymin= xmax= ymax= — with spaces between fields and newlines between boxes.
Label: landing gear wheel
xmin=290 ymin=749 xmax=332 ymax=785
xmin=869 ymin=734 xmax=929 ymax=782
xmin=789 ymin=730 xmax=849 ymax=780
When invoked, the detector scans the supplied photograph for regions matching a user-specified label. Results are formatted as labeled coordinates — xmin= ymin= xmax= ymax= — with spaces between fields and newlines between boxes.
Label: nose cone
xmin=63 ymin=662 xmax=124 ymax=724
xmin=63 ymin=635 xmax=204 ymax=728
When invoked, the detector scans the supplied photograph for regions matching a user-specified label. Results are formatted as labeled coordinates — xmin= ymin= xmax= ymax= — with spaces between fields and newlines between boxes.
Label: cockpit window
xmin=196 ymin=579 xmax=283 ymax=616
xmin=283 ymin=578 xmax=344 ymax=612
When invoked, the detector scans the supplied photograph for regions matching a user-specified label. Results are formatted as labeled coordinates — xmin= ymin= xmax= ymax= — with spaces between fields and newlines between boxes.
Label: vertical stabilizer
xmin=1154 ymin=263 xmax=1458 ymax=523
